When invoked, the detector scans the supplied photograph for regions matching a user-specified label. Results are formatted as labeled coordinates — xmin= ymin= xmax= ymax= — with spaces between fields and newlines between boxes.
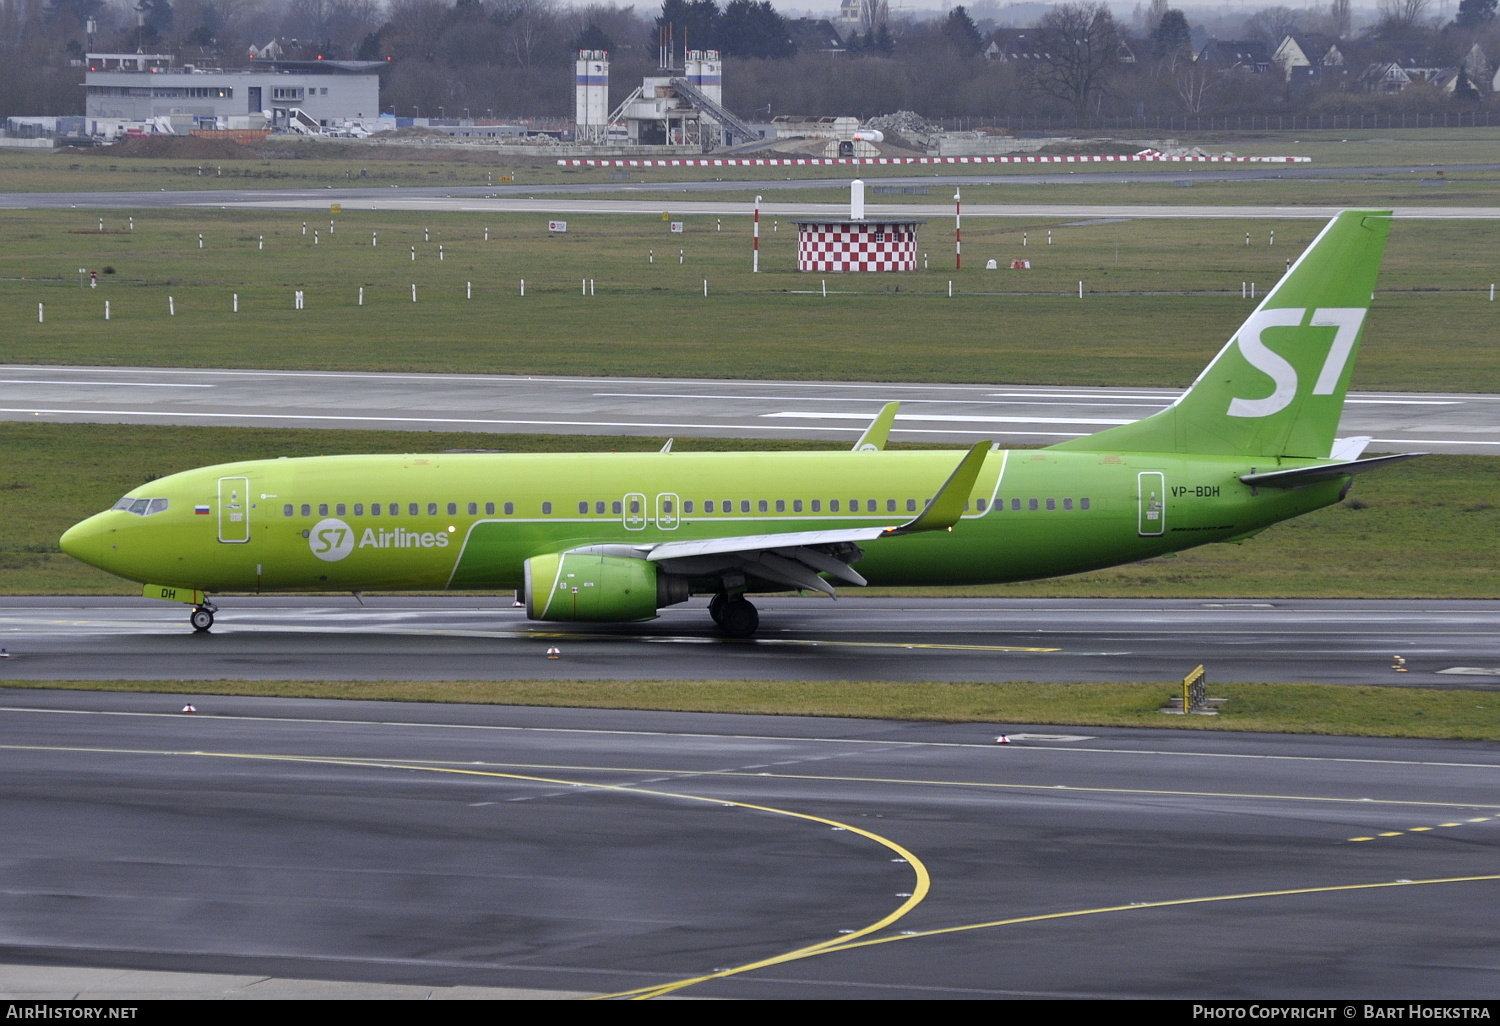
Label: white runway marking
xmin=765 ymin=411 xmax=1135 ymax=426
xmin=597 ymin=392 xmax=1169 ymax=409
xmin=0 ymin=379 xmax=215 ymax=388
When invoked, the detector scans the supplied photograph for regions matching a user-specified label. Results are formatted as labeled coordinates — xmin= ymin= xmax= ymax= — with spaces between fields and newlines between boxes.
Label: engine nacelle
xmin=523 ymin=552 xmax=689 ymax=622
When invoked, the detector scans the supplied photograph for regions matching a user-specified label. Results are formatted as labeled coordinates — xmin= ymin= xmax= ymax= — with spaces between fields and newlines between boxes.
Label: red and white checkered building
xmin=794 ymin=219 xmax=924 ymax=272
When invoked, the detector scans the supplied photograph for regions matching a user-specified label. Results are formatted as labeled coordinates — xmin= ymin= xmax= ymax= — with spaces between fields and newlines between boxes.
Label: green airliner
xmin=61 ymin=210 xmax=1418 ymax=637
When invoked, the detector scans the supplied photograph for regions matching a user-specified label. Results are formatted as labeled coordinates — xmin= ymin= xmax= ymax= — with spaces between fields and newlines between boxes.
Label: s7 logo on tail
xmin=1227 ymin=307 xmax=1366 ymax=419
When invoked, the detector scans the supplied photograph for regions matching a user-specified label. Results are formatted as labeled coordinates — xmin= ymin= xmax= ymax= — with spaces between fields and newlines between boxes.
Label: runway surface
xmin=4 ymin=365 xmax=1495 ymax=452
xmin=0 ymin=688 xmax=1496 ymax=998
xmin=4 ymin=597 xmax=1498 ymax=688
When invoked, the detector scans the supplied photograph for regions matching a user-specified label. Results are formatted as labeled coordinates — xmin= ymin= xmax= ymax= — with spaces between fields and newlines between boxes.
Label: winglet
xmin=852 ymin=402 xmax=900 ymax=451
xmin=891 ymin=441 xmax=991 ymax=534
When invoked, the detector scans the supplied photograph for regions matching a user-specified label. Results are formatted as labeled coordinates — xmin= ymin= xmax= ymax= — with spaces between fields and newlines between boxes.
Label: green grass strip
xmin=5 ymin=679 xmax=1498 ymax=741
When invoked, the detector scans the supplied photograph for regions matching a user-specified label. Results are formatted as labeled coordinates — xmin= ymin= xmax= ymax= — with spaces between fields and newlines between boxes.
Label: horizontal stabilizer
xmin=1240 ymin=452 xmax=1425 ymax=488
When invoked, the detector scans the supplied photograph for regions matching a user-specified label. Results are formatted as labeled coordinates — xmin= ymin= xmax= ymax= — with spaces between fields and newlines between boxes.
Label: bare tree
xmin=1023 ymin=1 xmax=1123 ymax=123
xmin=1377 ymin=0 xmax=1433 ymax=30
xmin=1243 ymin=6 xmax=1301 ymax=49
xmin=1329 ymin=0 xmax=1351 ymax=36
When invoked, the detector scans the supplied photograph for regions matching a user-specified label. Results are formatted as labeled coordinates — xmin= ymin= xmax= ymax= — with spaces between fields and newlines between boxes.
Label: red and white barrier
xmin=559 ymin=154 xmax=1311 ymax=167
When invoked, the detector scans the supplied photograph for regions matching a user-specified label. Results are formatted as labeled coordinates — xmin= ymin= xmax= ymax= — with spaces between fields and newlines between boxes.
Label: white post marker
xmin=358 ymin=286 xmax=364 ymax=306
xmin=198 ymin=233 xmax=204 ymax=249
xmin=467 ymin=281 xmax=472 ymax=299
xmin=439 ymin=245 xmax=443 ymax=261
xmin=129 ymin=217 xmax=133 ymax=231
xmin=953 ymin=187 xmax=961 ymax=270
xmin=1242 ymin=281 xmax=1247 ymax=299
xmin=649 ymin=249 xmax=654 ymax=264
xmin=752 ymin=195 xmax=760 ymax=273
xmin=1023 ymin=233 xmax=1028 ymax=247
xmin=233 ymin=293 xmax=238 ymax=313
xmin=822 ymin=279 xmax=826 ymax=297
xmin=948 ymin=280 xmax=953 ymax=298
xmin=314 ymin=231 xmax=319 ymax=245
xmin=679 ymin=249 xmax=684 ymax=265
xmin=1048 ymin=230 xmax=1053 ymax=245
xmin=104 ymin=301 xmax=109 ymax=320
xmin=1245 ymin=232 xmax=1251 ymax=247
xmin=258 ymin=236 xmax=263 ymax=250
xmin=37 ymin=303 xmax=43 ymax=323
xmin=303 ymin=222 xmax=307 ymax=235
xmin=372 ymin=232 xmax=377 ymax=247
xmin=1078 ymin=281 xmax=1083 ymax=299
xmin=1251 ymin=283 xmax=1256 ymax=298
xmin=411 ymin=246 xmax=415 ymax=261
xmin=581 ymin=278 xmax=586 ymax=295
xmin=329 ymin=220 xmax=334 ymax=235
xmin=520 ymin=279 xmax=525 ymax=296
xmin=411 ymin=284 xmax=417 ymax=302
xmin=169 ymin=296 xmax=176 ymax=315
xmin=1491 ymin=284 xmax=1495 ymax=301
xmin=703 ymin=279 xmax=708 ymax=297
xmin=98 ymin=218 xmax=103 ymax=232
xmin=484 ymin=228 xmax=489 ymax=241
xmin=425 ymin=228 xmax=430 ymax=242
xmin=590 ymin=279 xmax=595 ymax=296
xmin=1269 ymin=230 xmax=1275 ymax=246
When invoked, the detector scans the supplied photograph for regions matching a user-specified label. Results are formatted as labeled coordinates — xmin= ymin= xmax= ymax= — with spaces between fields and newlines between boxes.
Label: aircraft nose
xmin=60 ymin=513 xmax=115 ymax=571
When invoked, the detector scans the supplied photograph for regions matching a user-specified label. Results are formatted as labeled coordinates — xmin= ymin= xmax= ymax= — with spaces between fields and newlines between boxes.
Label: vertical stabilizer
xmin=1052 ymin=210 xmax=1391 ymax=458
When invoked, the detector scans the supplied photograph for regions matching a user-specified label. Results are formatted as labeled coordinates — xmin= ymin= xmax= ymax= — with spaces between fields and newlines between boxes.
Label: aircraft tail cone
xmin=182 ymin=704 xmax=196 ymax=714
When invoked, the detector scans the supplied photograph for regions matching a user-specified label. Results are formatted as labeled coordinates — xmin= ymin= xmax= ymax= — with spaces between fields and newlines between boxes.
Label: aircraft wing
xmin=568 ymin=442 xmax=994 ymax=598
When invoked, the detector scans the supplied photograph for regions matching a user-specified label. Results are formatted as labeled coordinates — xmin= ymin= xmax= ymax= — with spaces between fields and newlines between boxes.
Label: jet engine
xmin=523 ymin=552 xmax=690 ymax=622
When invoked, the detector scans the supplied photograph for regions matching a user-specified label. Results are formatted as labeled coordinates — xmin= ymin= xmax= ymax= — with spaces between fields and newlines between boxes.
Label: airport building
xmin=84 ymin=53 xmax=382 ymax=131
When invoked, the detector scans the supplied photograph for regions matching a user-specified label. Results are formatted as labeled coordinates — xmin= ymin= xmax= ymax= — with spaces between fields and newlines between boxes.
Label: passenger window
xmin=409 ymin=503 xmax=419 ymax=516
xmin=811 ymin=499 xmax=821 ymax=512
xmin=1011 ymin=498 xmax=1021 ymax=511
xmin=886 ymin=499 xmax=896 ymax=512
xmin=467 ymin=502 xmax=477 ymax=515
xmin=302 ymin=504 xmax=312 ymax=517
xmin=868 ymin=500 xmax=878 ymax=512
xmin=612 ymin=500 xmax=622 ymax=514
xmin=283 ymin=504 xmax=293 ymax=517
xmin=579 ymin=501 xmax=589 ymax=514
xmin=907 ymin=499 xmax=917 ymax=512
xmin=319 ymin=503 xmax=329 ymax=516
xmin=663 ymin=500 xmax=673 ymax=514
xmin=428 ymin=502 xmax=438 ymax=516
xmin=596 ymin=501 xmax=606 ymax=514
xmin=775 ymin=500 xmax=784 ymax=513
xmin=849 ymin=498 xmax=858 ymax=510
xmin=684 ymin=500 xmax=694 ymax=513
xmin=504 ymin=502 xmax=515 ymax=515
xmin=629 ymin=498 xmax=640 ymax=514
xmin=1081 ymin=498 xmax=1091 ymax=510
xmin=1063 ymin=498 xmax=1073 ymax=510
xmin=1028 ymin=498 xmax=1038 ymax=511
xmin=705 ymin=500 xmax=715 ymax=513
xmin=485 ymin=502 xmax=495 ymax=515
xmin=371 ymin=503 xmax=381 ymax=516
xmin=542 ymin=502 xmax=552 ymax=514
xmin=792 ymin=499 xmax=802 ymax=512
xmin=758 ymin=500 xmax=768 ymax=513
xmin=447 ymin=502 xmax=457 ymax=515
xmin=354 ymin=503 xmax=364 ymax=516
xmin=337 ymin=503 xmax=347 ymax=516
xmin=830 ymin=499 xmax=840 ymax=512
xmin=740 ymin=500 xmax=750 ymax=513
xmin=1046 ymin=498 xmax=1056 ymax=511
xmin=976 ymin=498 xmax=988 ymax=512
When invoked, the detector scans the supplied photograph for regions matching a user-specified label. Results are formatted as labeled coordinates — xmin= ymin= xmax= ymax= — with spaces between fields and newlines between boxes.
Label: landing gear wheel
xmin=708 ymin=592 xmax=728 ymax=626
xmin=190 ymin=606 xmax=214 ymax=633
xmin=718 ymin=598 xmax=758 ymax=638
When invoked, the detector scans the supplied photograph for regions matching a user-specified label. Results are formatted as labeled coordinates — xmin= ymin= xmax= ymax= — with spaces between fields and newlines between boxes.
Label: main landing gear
xmin=708 ymin=593 xmax=759 ymax=638
xmin=189 ymin=602 xmax=216 ymax=633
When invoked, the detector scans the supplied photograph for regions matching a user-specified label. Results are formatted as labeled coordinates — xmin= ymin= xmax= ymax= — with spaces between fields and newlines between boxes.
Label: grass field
xmin=4 ymin=421 xmax=1497 ymax=598
xmin=3 ymin=677 xmax=1497 ymax=741
xmin=3 ymin=208 xmax=1498 ymax=390
xmin=2 ymin=127 xmax=1497 ymax=192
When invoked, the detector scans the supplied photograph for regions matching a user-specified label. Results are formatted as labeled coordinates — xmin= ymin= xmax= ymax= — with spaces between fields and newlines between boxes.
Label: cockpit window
xmin=113 ymin=496 xmax=169 ymax=516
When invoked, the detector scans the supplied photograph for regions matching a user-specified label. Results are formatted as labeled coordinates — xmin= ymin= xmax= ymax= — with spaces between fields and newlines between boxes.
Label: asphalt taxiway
xmin=0 ymin=689 xmax=1496 ymax=998
xmin=3 ymin=597 xmax=1498 ymax=688
xmin=4 ymin=365 xmax=1496 ymax=452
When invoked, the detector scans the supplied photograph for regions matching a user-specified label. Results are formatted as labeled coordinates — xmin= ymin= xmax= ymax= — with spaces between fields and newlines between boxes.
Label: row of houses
xmin=982 ymin=28 xmax=1498 ymax=98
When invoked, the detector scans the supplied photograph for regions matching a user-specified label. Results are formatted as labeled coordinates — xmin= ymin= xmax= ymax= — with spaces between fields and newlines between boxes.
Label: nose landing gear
xmin=190 ymin=603 xmax=216 ymax=633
